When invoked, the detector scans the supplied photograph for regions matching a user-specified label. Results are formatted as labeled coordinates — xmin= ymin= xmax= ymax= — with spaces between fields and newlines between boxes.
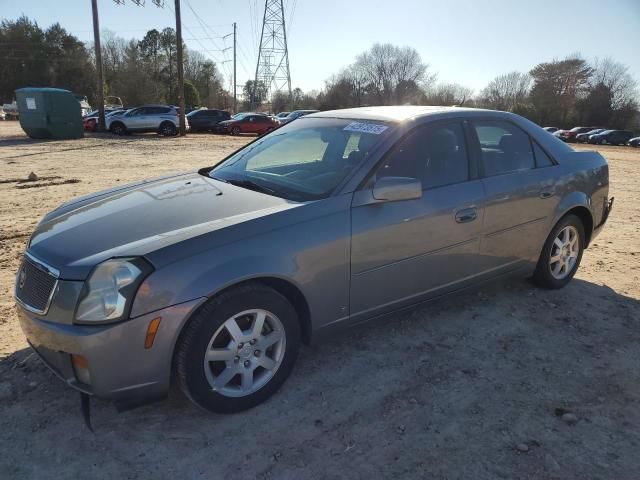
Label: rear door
xmin=470 ymin=119 xmax=560 ymax=272
xmin=148 ymin=106 xmax=171 ymax=130
xmin=350 ymin=120 xmax=486 ymax=317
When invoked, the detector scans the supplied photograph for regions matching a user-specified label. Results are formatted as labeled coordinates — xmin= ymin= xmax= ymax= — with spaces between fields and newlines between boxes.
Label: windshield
xmin=232 ymin=113 xmax=249 ymax=120
xmin=210 ymin=117 xmax=393 ymax=201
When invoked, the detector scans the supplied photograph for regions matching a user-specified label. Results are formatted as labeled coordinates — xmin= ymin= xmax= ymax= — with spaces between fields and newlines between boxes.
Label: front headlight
xmin=75 ymin=258 xmax=152 ymax=323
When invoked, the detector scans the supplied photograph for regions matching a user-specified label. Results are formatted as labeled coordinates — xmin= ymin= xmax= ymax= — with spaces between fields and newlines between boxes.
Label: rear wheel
xmin=159 ymin=121 xmax=177 ymax=136
xmin=533 ymin=214 xmax=585 ymax=289
xmin=175 ymin=283 xmax=300 ymax=413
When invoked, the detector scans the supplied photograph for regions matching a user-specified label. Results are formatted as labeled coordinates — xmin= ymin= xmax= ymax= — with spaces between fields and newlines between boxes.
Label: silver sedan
xmin=15 ymin=106 xmax=612 ymax=414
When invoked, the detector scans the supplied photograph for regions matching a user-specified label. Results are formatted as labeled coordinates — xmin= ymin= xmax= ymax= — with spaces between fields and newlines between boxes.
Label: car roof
xmin=308 ymin=105 xmax=492 ymax=122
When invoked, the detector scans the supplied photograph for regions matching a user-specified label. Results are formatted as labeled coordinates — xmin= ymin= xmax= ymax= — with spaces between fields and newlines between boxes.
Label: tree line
xmin=303 ymin=43 xmax=638 ymax=129
xmin=0 ymin=16 xmax=229 ymax=110
xmin=1 ymin=16 xmax=638 ymax=129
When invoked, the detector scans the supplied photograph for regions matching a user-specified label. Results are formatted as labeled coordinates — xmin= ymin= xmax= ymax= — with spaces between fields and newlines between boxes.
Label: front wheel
xmin=175 ymin=283 xmax=300 ymax=413
xmin=533 ymin=214 xmax=585 ymax=289
xmin=231 ymin=126 xmax=241 ymax=136
xmin=110 ymin=122 xmax=126 ymax=136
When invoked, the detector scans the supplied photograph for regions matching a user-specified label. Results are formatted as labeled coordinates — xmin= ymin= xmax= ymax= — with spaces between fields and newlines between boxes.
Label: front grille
xmin=16 ymin=256 xmax=59 ymax=314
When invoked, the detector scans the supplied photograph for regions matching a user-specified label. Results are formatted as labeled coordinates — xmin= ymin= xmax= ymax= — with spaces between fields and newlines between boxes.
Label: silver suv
xmin=106 ymin=105 xmax=187 ymax=136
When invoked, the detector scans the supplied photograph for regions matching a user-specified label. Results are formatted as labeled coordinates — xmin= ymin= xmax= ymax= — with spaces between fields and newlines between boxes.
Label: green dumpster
xmin=15 ymin=87 xmax=83 ymax=139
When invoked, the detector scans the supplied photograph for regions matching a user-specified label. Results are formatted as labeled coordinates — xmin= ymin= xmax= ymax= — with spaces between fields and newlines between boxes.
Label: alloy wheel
xmin=203 ymin=309 xmax=286 ymax=398
xmin=549 ymin=225 xmax=580 ymax=280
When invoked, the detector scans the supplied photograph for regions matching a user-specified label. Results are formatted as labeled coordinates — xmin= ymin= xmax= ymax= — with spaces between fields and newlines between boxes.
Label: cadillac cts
xmin=15 ymin=106 xmax=612 ymax=414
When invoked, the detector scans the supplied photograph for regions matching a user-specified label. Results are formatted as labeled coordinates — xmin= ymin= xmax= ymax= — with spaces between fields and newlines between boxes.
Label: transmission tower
xmin=253 ymin=0 xmax=292 ymax=109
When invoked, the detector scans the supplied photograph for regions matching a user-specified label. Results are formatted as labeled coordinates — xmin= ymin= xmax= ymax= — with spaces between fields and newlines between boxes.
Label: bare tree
xmin=425 ymin=83 xmax=473 ymax=106
xmin=479 ymin=71 xmax=531 ymax=111
xmin=354 ymin=43 xmax=432 ymax=105
xmin=589 ymin=57 xmax=638 ymax=110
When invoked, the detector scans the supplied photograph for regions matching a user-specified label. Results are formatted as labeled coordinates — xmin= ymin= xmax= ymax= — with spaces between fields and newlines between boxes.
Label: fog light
xmin=144 ymin=317 xmax=162 ymax=349
xmin=72 ymin=354 xmax=91 ymax=385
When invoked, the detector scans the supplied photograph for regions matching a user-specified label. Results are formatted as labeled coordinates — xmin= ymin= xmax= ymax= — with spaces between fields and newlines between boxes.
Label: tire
xmin=159 ymin=122 xmax=177 ymax=136
xmin=533 ymin=214 xmax=585 ymax=289
xmin=174 ymin=283 xmax=300 ymax=413
xmin=231 ymin=126 xmax=241 ymax=136
xmin=110 ymin=122 xmax=126 ymax=136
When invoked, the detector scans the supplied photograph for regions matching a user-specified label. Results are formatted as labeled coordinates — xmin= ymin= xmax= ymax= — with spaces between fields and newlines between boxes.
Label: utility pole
xmin=174 ymin=0 xmax=186 ymax=135
xmin=91 ymin=0 xmax=106 ymax=132
xmin=233 ymin=22 xmax=237 ymax=113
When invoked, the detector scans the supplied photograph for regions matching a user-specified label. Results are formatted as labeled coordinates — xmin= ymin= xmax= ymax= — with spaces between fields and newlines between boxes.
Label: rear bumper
xmin=591 ymin=197 xmax=614 ymax=242
xmin=17 ymin=298 xmax=204 ymax=409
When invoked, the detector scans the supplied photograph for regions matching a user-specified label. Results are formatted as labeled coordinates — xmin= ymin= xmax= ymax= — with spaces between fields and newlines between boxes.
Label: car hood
xmin=28 ymin=172 xmax=297 ymax=279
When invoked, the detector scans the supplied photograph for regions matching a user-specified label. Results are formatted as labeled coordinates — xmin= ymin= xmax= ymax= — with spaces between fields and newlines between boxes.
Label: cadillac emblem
xmin=18 ymin=266 xmax=26 ymax=290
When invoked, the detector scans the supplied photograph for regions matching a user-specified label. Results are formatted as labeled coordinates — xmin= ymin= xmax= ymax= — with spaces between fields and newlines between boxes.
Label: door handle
xmin=455 ymin=208 xmax=477 ymax=223
xmin=539 ymin=188 xmax=555 ymax=199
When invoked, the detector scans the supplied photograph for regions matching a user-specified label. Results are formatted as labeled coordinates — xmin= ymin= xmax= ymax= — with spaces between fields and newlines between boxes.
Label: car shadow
xmin=1 ymin=276 xmax=638 ymax=478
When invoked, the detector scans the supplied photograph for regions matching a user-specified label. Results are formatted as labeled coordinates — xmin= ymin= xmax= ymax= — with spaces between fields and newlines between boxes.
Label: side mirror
xmin=372 ymin=177 xmax=422 ymax=202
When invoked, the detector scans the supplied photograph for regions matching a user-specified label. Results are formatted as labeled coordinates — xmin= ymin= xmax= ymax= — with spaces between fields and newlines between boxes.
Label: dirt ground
xmin=0 ymin=121 xmax=638 ymax=479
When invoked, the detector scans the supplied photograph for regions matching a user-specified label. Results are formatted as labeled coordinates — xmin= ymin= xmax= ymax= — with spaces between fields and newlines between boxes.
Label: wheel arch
xmin=176 ymin=276 xmax=312 ymax=348
xmin=552 ymin=204 xmax=594 ymax=247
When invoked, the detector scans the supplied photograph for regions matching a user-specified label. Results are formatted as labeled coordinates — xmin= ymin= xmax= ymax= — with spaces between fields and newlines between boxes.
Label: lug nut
xmin=250 ymin=339 xmax=257 ymax=345
xmin=238 ymin=342 xmax=244 ymax=349
xmin=244 ymin=360 xmax=251 ymax=368
xmin=254 ymin=350 xmax=261 ymax=357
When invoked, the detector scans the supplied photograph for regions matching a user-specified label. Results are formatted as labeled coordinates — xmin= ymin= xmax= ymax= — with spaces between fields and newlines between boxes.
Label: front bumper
xmin=17 ymin=298 xmax=204 ymax=409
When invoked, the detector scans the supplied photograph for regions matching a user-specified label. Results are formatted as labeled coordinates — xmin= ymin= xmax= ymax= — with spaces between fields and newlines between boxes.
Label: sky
xmin=1 ymin=0 xmax=639 ymax=95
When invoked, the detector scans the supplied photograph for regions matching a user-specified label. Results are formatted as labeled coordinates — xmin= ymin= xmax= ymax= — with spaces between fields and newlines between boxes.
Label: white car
xmin=106 ymin=105 xmax=188 ymax=136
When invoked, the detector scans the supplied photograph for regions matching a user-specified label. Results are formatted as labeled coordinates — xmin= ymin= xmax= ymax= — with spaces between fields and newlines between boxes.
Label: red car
xmin=218 ymin=113 xmax=279 ymax=135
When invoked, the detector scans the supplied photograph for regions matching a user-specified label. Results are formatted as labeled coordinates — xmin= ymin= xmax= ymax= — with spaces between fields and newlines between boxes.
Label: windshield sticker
xmin=343 ymin=122 xmax=388 ymax=135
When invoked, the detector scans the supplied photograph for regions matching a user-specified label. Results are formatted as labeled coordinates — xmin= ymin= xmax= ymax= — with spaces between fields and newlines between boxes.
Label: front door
xmin=350 ymin=120 xmax=486 ymax=318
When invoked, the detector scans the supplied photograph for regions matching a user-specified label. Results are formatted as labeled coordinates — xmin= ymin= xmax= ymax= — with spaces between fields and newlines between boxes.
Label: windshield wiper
xmin=220 ymin=178 xmax=276 ymax=196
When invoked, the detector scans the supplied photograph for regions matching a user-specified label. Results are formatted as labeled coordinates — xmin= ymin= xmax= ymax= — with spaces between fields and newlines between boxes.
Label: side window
xmin=473 ymin=120 xmax=535 ymax=176
xmin=376 ymin=122 xmax=469 ymax=190
xmin=532 ymin=142 xmax=554 ymax=167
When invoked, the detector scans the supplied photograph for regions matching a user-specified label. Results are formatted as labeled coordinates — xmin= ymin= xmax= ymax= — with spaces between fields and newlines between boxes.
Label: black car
xmin=186 ymin=109 xmax=231 ymax=132
xmin=589 ymin=130 xmax=634 ymax=145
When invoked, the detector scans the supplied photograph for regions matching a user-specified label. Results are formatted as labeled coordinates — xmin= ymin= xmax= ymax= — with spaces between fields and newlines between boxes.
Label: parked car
xmin=74 ymin=94 xmax=92 ymax=117
xmin=589 ymin=129 xmax=634 ymax=145
xmin=217 ymin=112 xmax=279 ymax=135
xmin=186 ymin=109 xmax=231 ymax=132
xmin=2 ymin=101 xmax=19 ymax=120
xmin=555 ymin=126 xmax=602 ymax=142
xmin=84 ymin=109 xmax=128 ymax=131
xmin=14 ymin=106 xmax=612 ymax=415
xmin=276 ymin=111 xmax=290 ymax=119
xmin=628 ymin=137 xmax=640 ymax=147
xmin=105 ymin=105 xmax=187 ymax=136
xmin=543 ymin=127 xmax=559 ymax=133
xmin=0 ymin=108 xmax=5 ymax=121
xmin=575 ymin=128 xmax=606 ymax=143
xmin=279 ymin=109 xmax=320 ymax=125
